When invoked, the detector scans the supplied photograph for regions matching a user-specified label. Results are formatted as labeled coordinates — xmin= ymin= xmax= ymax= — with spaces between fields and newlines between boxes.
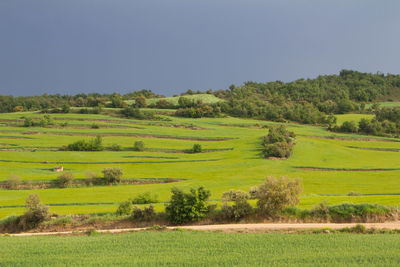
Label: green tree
xmin=165 ymin=186 xmax=211 ymax=224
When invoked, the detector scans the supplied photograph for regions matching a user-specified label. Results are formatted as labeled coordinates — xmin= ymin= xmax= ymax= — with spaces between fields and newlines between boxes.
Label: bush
xmin=91 ymin=123 xmax=100 ymax=129
xmin=132 ymin=192 xmax=158 ymax=204
xmin=221 ymin=190 xmax=252 ymax=221
xmin=58 ymin=172 xmax=74 ymax=188
xmin=65 ymin=135 xmax=103 ymax=151
xmin=122 ymin=107 xmax=155 ymax=120
xmin=262 ymin=126 xmax=295 ymax=158
xmin=133 ymin=141 xmax=145 ymax=151
xmin=102 ymin=167 xmax=123 ymax=184
xmin=131 ymin=205 xmax=156 ymax=221
xmin=24 ymin=117 xmax=34 ymax=127
xmin=4 ymin=174 xmax=21 ymax=190
xmin=116 ymin=201 xmax=133 ymax=216
xmin=18 ymin=194 xmax=50 ymax=230
xmin=190 ymin=144 xmax=202 ymax=153
xmin=110 ymin=144 xmax=122 ymax=151
xmin=256 ymin=176 xmax=303 ymax=216
xmin=165 ymin=186 xmax=211 ymax=224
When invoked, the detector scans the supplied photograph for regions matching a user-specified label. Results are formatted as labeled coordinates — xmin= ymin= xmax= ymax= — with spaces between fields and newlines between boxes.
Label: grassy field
xmin=1 ymin=111 xmax=400 ymax=218
xmin=124 ymin=94 xmax=224 ymax=106
xmin=365 ymin=101 xmax=400 ymax=108
xmin=1 ymin=231 xmax=400 ymax=266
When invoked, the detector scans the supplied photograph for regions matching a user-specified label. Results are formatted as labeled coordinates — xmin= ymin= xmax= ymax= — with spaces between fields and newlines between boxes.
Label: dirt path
xmin=7 ymin=222 xmax=400 ymax=237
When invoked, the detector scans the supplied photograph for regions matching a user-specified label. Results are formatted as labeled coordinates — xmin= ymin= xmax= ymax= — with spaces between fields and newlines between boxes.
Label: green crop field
xmin=1 ymin=110 xmax=400 ymax=219
xmin=1 ymin=232 xmax=400 ymax=266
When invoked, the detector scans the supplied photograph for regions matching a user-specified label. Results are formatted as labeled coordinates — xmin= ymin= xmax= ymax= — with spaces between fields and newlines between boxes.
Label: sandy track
xmin=7 ymin=222 xmax=400 ymax=237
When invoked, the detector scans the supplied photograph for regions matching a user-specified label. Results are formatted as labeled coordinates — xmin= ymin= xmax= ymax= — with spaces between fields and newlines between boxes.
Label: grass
xmin=1 ymin=232 xmax=400 ymax=266
xmin=124 ymin=94 xmax=224 ymax=106
xmin=1 ymin=111 xmax=400 ymax=218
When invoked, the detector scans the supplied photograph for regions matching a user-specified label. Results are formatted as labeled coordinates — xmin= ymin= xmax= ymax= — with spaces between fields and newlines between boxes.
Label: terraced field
xmin=1 ymin=111 xmax=400 ymax=219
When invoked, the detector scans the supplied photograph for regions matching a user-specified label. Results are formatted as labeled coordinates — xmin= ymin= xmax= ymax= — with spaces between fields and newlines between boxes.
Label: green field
xmin=1 ymin=111 xmax=400 ymax=219
xmin=124 ymin=94 xmax=224 ymax=106
xmin=1 ymin=232 xmax=400 ymax=266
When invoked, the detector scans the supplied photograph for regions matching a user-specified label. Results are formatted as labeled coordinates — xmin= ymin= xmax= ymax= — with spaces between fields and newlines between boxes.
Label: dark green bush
xmin=132 ymin=192 xmax=158 ymax=204
xmin=131 ymin=205 xmax=156 ymax=221
xmin=191 ymin=144 xmax=202 ymax=153
xmin=165 ymin=186 xmax=211 ymax=224
xmin=64 ymin=135 xmax=103 ymax=151
xmin=110 ymin=144 xmax=122 ymax=151
xmin=133 ymin=141 xmax=145 ymax=151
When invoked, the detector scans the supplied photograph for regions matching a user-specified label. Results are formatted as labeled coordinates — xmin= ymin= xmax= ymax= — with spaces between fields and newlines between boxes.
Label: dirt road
xmin=7 ymin=222 xmax=400 ymax=237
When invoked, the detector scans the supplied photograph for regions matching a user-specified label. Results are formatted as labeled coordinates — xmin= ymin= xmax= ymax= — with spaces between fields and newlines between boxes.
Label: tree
xmin=165 ymin=186 xmax=211 ymax=224
xmin=134 ymin=96 xmax=147 ymax=108
xmin=256 ymin=176 xmax=303 ymax=215
xmin=221 ymin=190 xmax=252 ymax=221
xmin=191 ymin=144 xmax=202 ymax=153
xmin=19 ymin=194 xmax=50 ymax=230
xmin=133 ymin=141 xmax=145 ymax=151
xmin=23 ymin=117 xmax=34 ymax=127
xmin=58 ymin=172 xmax=74 ymax=188
xmin=116 ymin=201 xmax=133 ymax=216
xmin=102 ymin=167 xmax=123 ymax=184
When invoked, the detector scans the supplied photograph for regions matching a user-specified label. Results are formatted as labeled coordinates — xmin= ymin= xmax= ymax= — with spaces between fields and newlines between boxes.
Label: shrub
xmin=132 ymin=192 xmax=158 ymax=204
xmin=102 ymin=167 xmax=123 ymax=184
xmin=191 ymin=144 xmax=202 ymax=153
xmin=65 ymin=135 xmax=103 ymax=151
xmin=110 ymin=144 xmax=122 ymax=151
xmin=18 ymin=194 xmax=50 ymax=230
xmin=131 ymin=205 xmax=156 ymax=221
xmin=133 ymin=141 xmax=145 ymax=151
xmin=116 ymin=201 xmax=133 ymax=216
xmin=85 ymin=170 xmax=98 ymax=186
xmin=24 ymin=117 xmax=34 ymax=127
xmin=91 ymin=123 xmax=100 ymax=129
xmin=221 ymin=190 xmax=252 ymax=221
xmin=4 ymin=174 xmax=21 ymax=190
xmin=165 ymin=186 xmax=211 ymax=224
xmin=122 ymin=107 xmax=155 ymax=120
xmin=134 ymin=96 xmax=147 ymax=108
xmin=262 ymin=126 xmax=296 ymax=158
xmin=58 ymin=172 xmax=74 ymax=188
xmin=256 ymin=176 xmax=303 ymax=216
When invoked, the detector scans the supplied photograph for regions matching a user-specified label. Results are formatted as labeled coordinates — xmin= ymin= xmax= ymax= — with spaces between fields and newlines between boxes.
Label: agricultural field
xmin=2 ymin=231 xmax=400 ymax=266
xmin=124 ymin=94 xmax=224 ymax=106
xmin=1 ymin=110 xmax=400 ymax=219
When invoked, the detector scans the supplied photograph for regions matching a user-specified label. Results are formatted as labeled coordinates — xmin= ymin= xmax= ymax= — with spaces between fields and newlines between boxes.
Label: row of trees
xmin=331 ymin=107 xmax=400 ymax=137
xmin=117 ymin=176 xmax=303 ymax=224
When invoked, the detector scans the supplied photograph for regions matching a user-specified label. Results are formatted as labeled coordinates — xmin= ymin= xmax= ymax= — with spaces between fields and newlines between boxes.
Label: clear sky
xmin=1 ymin=0 xmax=400 ymax=96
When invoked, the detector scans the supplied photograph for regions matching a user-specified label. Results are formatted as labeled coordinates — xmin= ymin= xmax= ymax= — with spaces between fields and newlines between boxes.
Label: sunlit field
xmin=1 ymin=111 xmax=400 ymax=218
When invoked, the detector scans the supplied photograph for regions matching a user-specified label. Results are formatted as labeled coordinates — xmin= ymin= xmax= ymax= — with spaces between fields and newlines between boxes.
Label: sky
xmin=1 ymin=0 xmax=400 ymax=96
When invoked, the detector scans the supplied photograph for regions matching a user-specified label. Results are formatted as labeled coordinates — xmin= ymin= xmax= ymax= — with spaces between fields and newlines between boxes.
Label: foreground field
xmin=1 ymin=231 xmax=400 ymax=266
xmin=1 ymin=111 xmax=400 ymax=218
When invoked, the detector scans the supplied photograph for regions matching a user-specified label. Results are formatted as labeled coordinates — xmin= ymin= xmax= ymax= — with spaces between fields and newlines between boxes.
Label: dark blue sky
xmin=1 ymin=0 xmax=400 ymax=96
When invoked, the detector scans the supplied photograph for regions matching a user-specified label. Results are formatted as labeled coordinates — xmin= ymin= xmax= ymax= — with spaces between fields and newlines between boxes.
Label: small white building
xmin=54 ymin=166 xmax=63 ymax=172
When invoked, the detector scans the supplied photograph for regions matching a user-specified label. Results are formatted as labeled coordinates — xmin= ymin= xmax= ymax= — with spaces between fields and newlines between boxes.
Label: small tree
xmin=134 ymin=96 xmax=147 ymax=108
xmin=131 ymin=205 xmax=156 ymax=221
xmin=165 ymin=186 xmax=211 ymax=224
xmin=24 ymin=117 xmax=34 ymax=127
xmin=58 ymin=172 xmax=74 ymax=188
xmin=4 ymin=174 xmax=21 ymax=190
xmin=110 ymin=144 xmax=122 ymax=151
xmin=191 ymin=144 xmax=202 ymax=153
xmin=19 ymin=194 xmax=50 ymax=230
xmin=102 ymin=167 xmax=123 ymax=184
xmin=221 ymin=190 xmax=252 ymax=221
xmin=133 ymin=141 xmax=145 ymax=151
xmin=256 ymin=176 xmax=303 ymax=216
xmin=116 ymin=200 xmax=133 ymax=216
